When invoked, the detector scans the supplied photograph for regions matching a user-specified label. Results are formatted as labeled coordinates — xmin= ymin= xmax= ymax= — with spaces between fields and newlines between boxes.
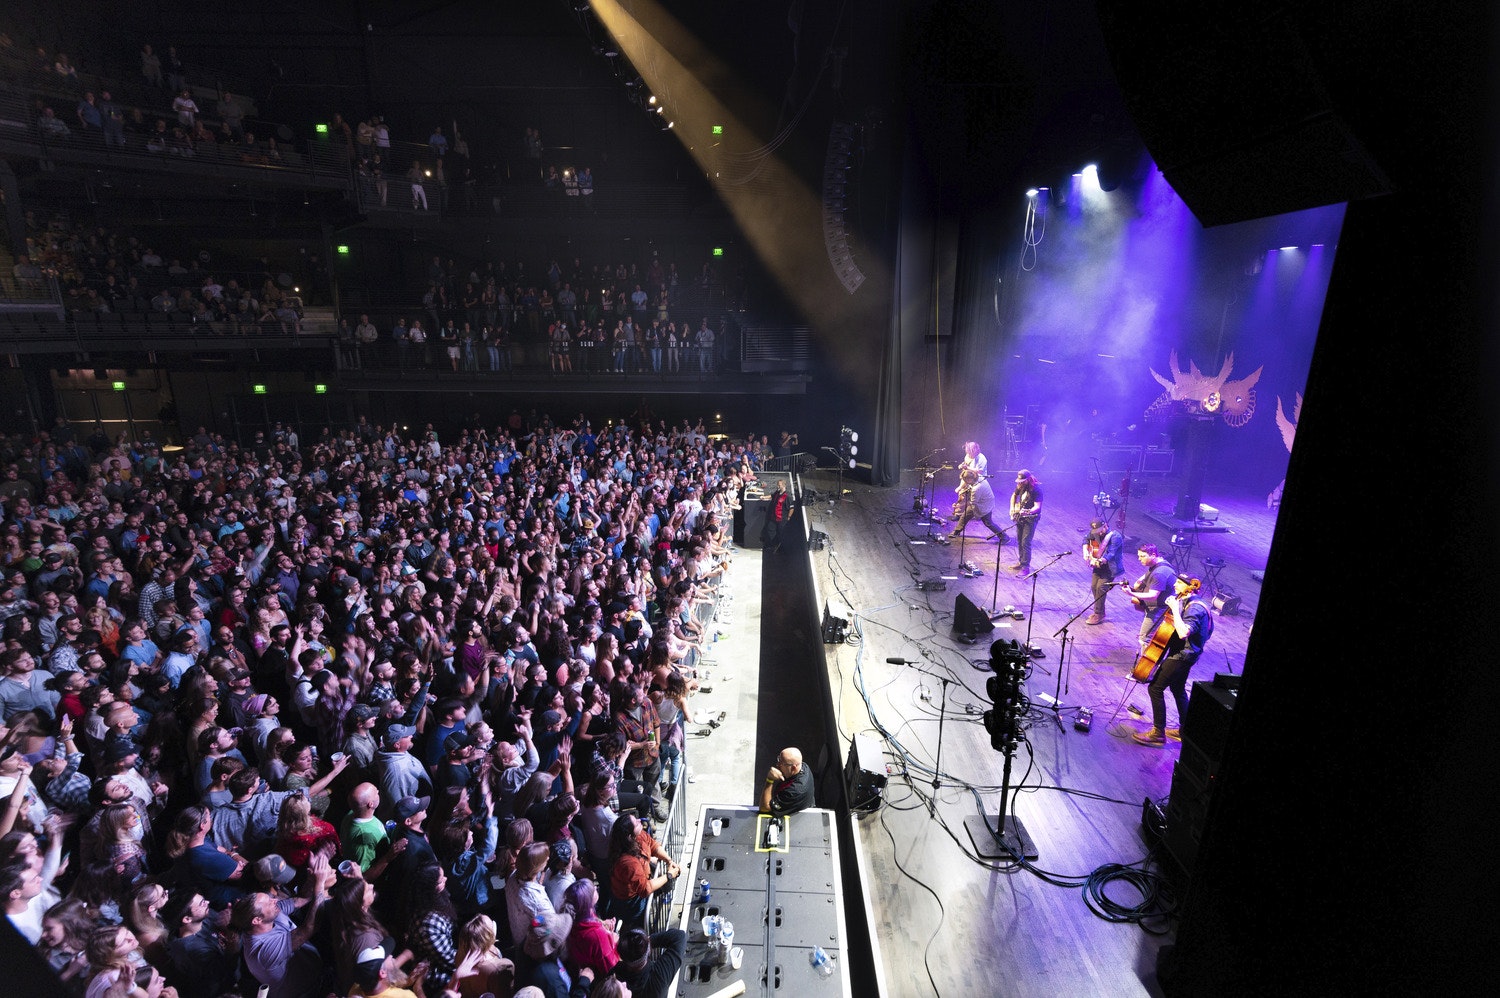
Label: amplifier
xmin=845 ymin=731 xmax=887 ymax=812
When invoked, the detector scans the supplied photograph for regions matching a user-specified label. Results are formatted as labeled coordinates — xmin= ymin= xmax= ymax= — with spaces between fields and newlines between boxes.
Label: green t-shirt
xmin=340 ymin=814 xmax=389 ymax=871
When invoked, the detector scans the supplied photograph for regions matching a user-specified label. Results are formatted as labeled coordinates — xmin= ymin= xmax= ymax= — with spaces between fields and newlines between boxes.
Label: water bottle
xmin=812 ymin=945 xmax=835 ymax=978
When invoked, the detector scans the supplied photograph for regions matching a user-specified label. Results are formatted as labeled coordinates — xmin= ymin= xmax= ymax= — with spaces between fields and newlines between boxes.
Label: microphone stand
xmin=892 ymin=659 xmax=953 ymax=818
xmin=1019 ymin=551 xmax=1073 ymax=657
xmin=1042 ymin=593 xmax=1096 ymax=729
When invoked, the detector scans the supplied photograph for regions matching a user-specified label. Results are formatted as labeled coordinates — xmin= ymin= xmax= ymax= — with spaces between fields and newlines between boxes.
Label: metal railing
xmin=0 ymin=82 xmax=353 ymax=190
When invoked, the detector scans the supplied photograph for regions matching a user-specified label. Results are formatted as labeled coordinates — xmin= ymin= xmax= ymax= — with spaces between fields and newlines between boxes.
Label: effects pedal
xmin=1127 ymin=704 xmax=1144 ymax=717
xmin=1074 ymin=707 xmax=1093 ymax=732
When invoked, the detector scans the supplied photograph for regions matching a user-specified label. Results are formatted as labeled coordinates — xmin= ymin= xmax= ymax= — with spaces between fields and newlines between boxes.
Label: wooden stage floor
xmin=799 ymin=467 xmax=1279 ymax=998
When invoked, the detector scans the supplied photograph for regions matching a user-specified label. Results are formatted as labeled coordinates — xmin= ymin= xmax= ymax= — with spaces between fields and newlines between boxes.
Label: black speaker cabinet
xmin=845 ymin=731 xmax=887 ymax=812
xmin=1162 ymin=680 xmax=1238 ymax=880
xmin=953 ymin=594 xmax=994 ymax=637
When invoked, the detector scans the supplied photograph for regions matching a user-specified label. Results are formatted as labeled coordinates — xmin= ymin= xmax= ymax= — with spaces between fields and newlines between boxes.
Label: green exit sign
xmin=253 ymin=384 xmax=267 ymax=395
xmin=712 ymin=125 xmax=723 ymax=135
xmin=712 ymin=248 xmax=724 ymax=257
xmin=112 ymin=381 xmax=126 ymax=391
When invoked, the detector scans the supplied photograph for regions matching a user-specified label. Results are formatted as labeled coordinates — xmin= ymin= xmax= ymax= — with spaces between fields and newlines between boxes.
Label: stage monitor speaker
xmin=845 ymin=731 xmax=887 ymax=812
xmin=1162 ymin=679 xmax=1238 ymax=880
xmin=953 ymin=594 xmax=994 ymax=637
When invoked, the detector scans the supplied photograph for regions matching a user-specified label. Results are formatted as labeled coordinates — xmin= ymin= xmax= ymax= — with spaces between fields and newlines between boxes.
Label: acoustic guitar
xmin=1130 ymin=579 xmax=1201 ymax=683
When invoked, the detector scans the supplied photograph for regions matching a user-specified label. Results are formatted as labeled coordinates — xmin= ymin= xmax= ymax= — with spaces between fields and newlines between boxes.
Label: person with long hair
xmin=39 ymin=897 xmax=94 ymax=989
xmin=605 ymin=813 xmax=677 ymax=931
xmin=280 ymin=741 xmax=333 ymax=816
xmin=163 ymin=807 xmax=245 ymax=908
xmin=1008 ymin=467 xmax=1044 ymax=571
xmin=89 ymin=803 xmax=147 ymax=891
xmin=564 ymin=878 xmax=620 ymax=977
xmin=124 ymin=882 xmax=170 ymax=966
xmin=405 ymin=863 xmax=459 ymax=992
xmin=273 ymin=792 xmax=339 ymax=871
xmin=451 ymin=913 xmax=515 ymax=998
xmin=430 ymin=819 xmax=490 ymax=919
xmin=83 ymin=924 xmax=173 ymax=998
xmin=327 ymin=874 xmax=416 ymax=995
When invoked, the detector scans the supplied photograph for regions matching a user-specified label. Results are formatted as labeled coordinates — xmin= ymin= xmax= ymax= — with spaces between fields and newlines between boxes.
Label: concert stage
xmin=795 ymin=467 xmax=1276 ymax=997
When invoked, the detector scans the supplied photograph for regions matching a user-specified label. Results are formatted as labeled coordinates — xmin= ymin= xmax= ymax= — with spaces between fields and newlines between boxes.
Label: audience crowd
xmin=0 ymin=407 xmax=766 ymax=998
xmin=13 ymin=210 xmax=315 ymax=330
xmin=348 ymin=253 xmax=728 ymax=377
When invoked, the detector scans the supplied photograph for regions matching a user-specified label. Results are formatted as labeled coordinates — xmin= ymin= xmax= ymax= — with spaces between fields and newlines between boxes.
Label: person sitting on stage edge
xmin=1009 ymin=469 xmax=1043 ymax=570
xmin=1126 ymin=544 xmax=1177 ymax=650
xmin=1084 ymin=519 xmax=1125 ymax=625
xmin=1133 ymin=574 xmax=1214 ymax=747
xmin=759 ymin=747 xmax=814 ymax=818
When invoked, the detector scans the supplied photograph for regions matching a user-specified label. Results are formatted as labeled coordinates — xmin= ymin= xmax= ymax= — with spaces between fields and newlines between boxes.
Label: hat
xmin=355 ymin=945 xmax=387 ymax=965
xmin=104 ymin=737 xmax=139 ymax=764
xmin=539 ymin=709 xmax=564 ymax=730
xmin=382 ymin=723 xmax=417 ymax=747
xmin=254 ymin=854 xmax=297 ymax=885
xmin=350 ymin=703 xmax=380 ymax=723
xmin=244 ymin=694 xmax=269 ymax=716
xmin=394 ymin=795 xmax=430 ymax=820
xmin=549 ymin=838 xmax=573 ymax=866
xmin=1016 ymin=468 xmax=1032 ymax=480
xmin=43 ymin=551 xmax=64 ymax=564
xmin=443 ymin=730 xmax=473 ymax=755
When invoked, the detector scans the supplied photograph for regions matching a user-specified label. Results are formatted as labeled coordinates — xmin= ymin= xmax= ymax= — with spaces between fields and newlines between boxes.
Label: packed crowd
xmin=348 ymin=254 xmax=726 ymax=376
xmin=0 ymin=408 xmax=763 ymax=998
xmin=13 ymin=210 xmax=316 ymax=328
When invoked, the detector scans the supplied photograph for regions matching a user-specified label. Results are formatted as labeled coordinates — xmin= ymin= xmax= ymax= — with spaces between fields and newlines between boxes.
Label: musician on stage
xmin=1008 ymin=469 xmax=1043 ymax=570
xmin=950 ymin=441 xmax=1007 ymax=541
xmin=1126 ymin=543 xmax=1177 ymax=648
xmin=1084 ymin=519 xmax=1125 ymax=624
xmin=959 ymin=440 xmax=988 ymax=476
xmin=1133 ymin=574 xmax=1215 ymax=747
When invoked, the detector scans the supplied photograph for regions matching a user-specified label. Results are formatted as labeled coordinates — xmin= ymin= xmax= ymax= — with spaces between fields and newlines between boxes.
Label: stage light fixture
xmin=648 ymin=95 xmax=657 ymax=105
xmin=1026 ymin=188 xmax=1038 ymax=197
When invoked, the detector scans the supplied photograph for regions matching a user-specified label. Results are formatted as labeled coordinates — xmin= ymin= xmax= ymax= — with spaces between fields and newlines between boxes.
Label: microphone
xmin=1057 ymin=551 xmax=1073 ymax=557
xmin=886 ymin=657 xmax=916 ymax=665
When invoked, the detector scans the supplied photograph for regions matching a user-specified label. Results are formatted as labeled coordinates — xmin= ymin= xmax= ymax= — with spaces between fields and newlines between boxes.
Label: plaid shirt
xmin=411 ymin=910 xmax=456 ymax=987
xmin=42 ymin=750 xmax=91 ymax=815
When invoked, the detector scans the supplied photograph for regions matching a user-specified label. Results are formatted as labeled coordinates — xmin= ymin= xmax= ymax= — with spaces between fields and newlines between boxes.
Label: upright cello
xmin=1131 ymin=577 xmax=1200 ymax=683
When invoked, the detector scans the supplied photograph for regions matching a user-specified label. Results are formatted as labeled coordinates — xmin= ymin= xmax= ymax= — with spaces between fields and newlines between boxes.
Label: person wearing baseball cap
xmin=390 ymin=795 xmax=436 ymax=888
xmin=372 ymin=724 xmax=430 ymax=820
xmin=342 ymin=702 xmax=382 ymax=770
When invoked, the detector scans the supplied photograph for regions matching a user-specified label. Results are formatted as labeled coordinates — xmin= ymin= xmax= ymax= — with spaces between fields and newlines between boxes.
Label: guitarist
xmin=1008 ymin=469 xmax=1043 ymax=571
xmin=1133 ymin=574 xmax=1215 ymax=747
xmin=1126 ymin=544 xmax=1178 ymax=650
xmin=950 ymin=442 xmax=1007 ymax=541
xmin=1084 ymin=520 xmax=1125 ymax=624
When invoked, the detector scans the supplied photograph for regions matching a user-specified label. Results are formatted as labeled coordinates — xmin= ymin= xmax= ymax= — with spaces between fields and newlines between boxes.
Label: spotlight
xmin=666 ymin=121 xmax=675 ymax=130
xmin=648 ymin=95 xmax=657 ymax=106
xmin=1026 ymin=188 xmax=1038 ymax=198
